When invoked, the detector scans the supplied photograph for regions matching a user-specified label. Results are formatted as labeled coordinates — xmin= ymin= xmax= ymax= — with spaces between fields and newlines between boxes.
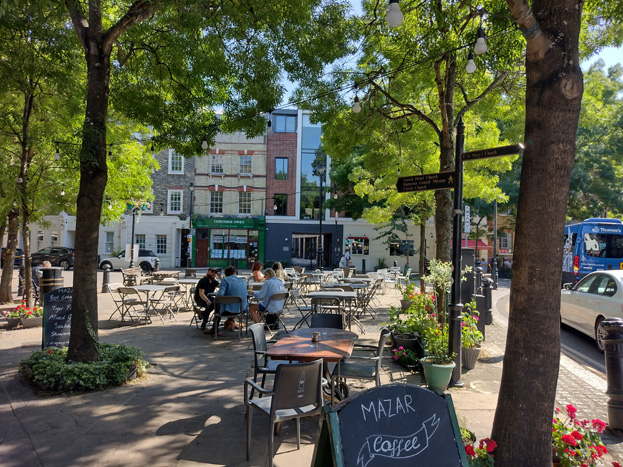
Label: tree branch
xmin=65 ymin=0 xmax=87 ymax=49
xmin=103 ymin=0 xmax=155 ymax=53
xmin=455 ymin=70 xmax=512 ymax=124
xmin=505 ymin=0 xmax=553 ymax=60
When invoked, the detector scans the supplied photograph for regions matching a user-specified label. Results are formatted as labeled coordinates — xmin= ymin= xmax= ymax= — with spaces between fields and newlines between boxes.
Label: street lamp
xmin=188 ymin=183 xmax=195 ymax=267
xmin=317 ymin=164 xmax=326 ymax=269
xmin=129 ymin=204 xmax=140 ymax=267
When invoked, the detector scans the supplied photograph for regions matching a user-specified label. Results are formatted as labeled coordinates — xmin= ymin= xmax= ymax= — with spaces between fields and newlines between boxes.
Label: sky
xmin=583 ymin=46 xmax=622 ymax=70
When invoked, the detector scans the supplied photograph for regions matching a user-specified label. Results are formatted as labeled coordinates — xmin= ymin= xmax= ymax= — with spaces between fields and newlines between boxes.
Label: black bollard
xmin=361 ymin=258 xmax=366 ymax=274
xmin=154 ymin=258 xmax=160 ymax=272
xmin=475 ymin=266 xmax=483 ymax=293
xmin=40 ymin=267 xmax=64 ymax=304
xmin=600 ymin=318 xmax=623 ymax=431
xmin=473 ymin=294 xmax=486 ymax=341
xmin=482 ymin=278 xmax=493 ymax=325
xmin=101 ymin=264 xmax=111 ymax=293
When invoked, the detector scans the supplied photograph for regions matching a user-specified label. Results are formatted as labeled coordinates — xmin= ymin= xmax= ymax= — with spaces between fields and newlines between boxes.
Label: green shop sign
xmin=193 ymin=216 xmax=265 ymax=229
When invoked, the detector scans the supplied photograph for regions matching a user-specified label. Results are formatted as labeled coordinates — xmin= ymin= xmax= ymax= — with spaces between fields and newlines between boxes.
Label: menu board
xmin=43 ymin=287 xmax=72 ymax=348
xmin=312 ymin=384 xmax=468 ymax=467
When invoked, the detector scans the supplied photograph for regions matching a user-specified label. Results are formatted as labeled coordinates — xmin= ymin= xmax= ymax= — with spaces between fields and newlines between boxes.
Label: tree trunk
xmin=492 ymin=1 xmax=583 ymax=464
xmin=67 ymin=31 xmax=110 ymax=363
xmin=21 ymin=210 xmax=33 ymax=309
xmin=0 ymin=210 xmax=20 ymax=304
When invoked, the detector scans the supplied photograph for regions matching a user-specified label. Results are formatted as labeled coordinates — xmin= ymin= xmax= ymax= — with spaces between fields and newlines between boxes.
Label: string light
xmin=61 ymin=186 xmax=65 ymax=196
xmin=466 ymin=52 xmax=476 ymax=73
xmin=386 ymin=0 xmax=403 ymax=28
xmin=475 ymin=27 xmax=488 ymax=55
xmin=201 ymin=126 xmax=208 ymax=150
xmin=54 ymin=147 xmax=60 ymax=160
xmin=352 ymin=95 xmax=361 ymax=113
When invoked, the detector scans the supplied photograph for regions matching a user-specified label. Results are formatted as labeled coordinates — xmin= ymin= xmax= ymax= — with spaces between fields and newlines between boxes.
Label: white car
xmin=99 ymin=249 xmax=158 ymax=272
xmin=560 ymin=270 xmax=623 ymax=351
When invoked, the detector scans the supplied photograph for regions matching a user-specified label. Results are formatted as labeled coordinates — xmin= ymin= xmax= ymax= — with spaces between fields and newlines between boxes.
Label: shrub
xmin=19 ymin=344 xmax=149 ymax=394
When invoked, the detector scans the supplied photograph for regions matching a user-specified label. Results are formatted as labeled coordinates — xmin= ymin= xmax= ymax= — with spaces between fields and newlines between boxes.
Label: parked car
xmin=99 ymin=249 xmax=158 ymax=272
xmin=30 ymin=247 xmax=75 ymax=270
xmin=560 ymin=270 xmax=623 ymax=351
xmin=1 ymin=247 xmax=24 ymax=268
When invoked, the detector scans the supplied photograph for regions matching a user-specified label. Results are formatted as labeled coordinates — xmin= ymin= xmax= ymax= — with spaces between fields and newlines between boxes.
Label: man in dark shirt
xmin=194 ymin=268 xmax=220 ymax=330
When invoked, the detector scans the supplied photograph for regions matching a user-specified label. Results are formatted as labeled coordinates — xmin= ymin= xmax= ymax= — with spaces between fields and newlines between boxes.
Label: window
xmin=275 ymin=115 xmax=296 ymax=132
xmin=238 ymin=192 xmax=251 ymax=214
xmin=211 ymin=154 xmax=224 ymax=174
xmin=51 ymin=232 xmax=58 ymax=246
xmin=168 ymin=189 xmax=183 ymax=214
xmin=156 ymin=235 xmax=167 ymax=255
xmin=168 ymin=149 xmax=183 ymax=174
xmin=390 ymin=240 xmax=415 ymax=256
xmin=275 ymin=158 xmax=288 ymax=179
xmin=105 ymin=232 xmax=114 ymax=253
xmin=210 ymin=191 xmax=223 ymax=213
xmin=239 ymin=155 xmax=252 ymax=174
xmin=349 ymin=237 xmax=369 ymax=255
xmin=583 ymin=233 xmax=623 ymax=258
xmin=499 ymin=233 xmax=512 ymax=250
xmin=274 ymin=194 xmax=287 ymax=216
xmin=135 ymin=234 xmax=146 ymax=249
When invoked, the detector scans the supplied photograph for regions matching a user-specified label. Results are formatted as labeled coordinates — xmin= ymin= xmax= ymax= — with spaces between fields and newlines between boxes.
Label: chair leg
xmin=296 ymin=418 xmax=301 ymax=450
xmin=269 ymin=420 xmax=275 ymax=467
xmin=246 ymin=405 xmax=253 ymax=461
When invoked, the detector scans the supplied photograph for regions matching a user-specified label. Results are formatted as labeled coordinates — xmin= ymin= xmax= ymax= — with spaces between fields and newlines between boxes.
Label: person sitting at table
xmin=32 ymin=260 xmax=52 ymax=288
xmin=207 ymin=265 xmax=248 ymax=334
xmin=338 ymin=255 xmax=347 ymax=268
xmin=194 ymin=268 xmax=221 ymax=330
xmin=271 ymin=261 xmax=289 ymax=282
xmin=249 ymin=268 xmax=286 ymax=328
xmin=251 ymin=261 xmax=264 ymax=283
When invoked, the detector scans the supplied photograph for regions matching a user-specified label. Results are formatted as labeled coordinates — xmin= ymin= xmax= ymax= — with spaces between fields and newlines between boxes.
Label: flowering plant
xmin=462 ymin=300 xmax=483 ymax=349
xmin=421 ymin=318 xmax=454 ymax=364
xmin=552 ymin=404 xmax=610 ymax=466
xmin=385 ymin=291 xmax=436 ymax=336
xmin=10 ymin=300 xmax=43 ymax=318
xmin=464 ymin=437 xmax=496 ymax=466
xmin=392 ymin=346 xmax=420 ymax=365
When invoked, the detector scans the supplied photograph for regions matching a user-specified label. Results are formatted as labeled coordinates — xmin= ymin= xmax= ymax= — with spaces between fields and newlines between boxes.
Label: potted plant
xmin=398 ymin=281 xmax=416 ymax=310
xmin=21 ymin=304 xmax=43 ymax=328
xmin=463 ymin=437 xmax=497 ymax=466
xmin=420 ymin=317 xmax=456 ymax=391
xmin=391 ymin=346 xmax=421 ymax=371
xmin=3 ymin=308 xmax=22 ymax=329
xmin=462 ymin=301 xmax=483 ymax=370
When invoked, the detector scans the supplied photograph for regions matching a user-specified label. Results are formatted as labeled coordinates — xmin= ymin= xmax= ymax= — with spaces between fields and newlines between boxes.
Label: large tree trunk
xmin=21 ymin=211 xmax=33 ymax=308
xmin=0 ymin=211 xmax=20 ymax=304
xmin=491 ymin=1 xmax=583 ymax=464
xmin=67 ymin=24 xmax=110 ymax=363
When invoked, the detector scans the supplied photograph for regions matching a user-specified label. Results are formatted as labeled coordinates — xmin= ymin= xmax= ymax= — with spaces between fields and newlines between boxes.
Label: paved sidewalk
xmin=0 ymin=271 xmax=621 ymax=465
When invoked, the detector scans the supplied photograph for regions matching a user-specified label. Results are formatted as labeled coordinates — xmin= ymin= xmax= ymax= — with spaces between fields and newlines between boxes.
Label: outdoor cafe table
xmin=306 ymin=290 xmax=362 ymax=332
xmin=177 ymin=277 xmax=200 ymax=310
xmin=134 ymin=284 xmax=168 ymax=323
xmin=323 ymin=282 xmax=369 ymax=290
xmin=266 ymin=327 xmax=357 ymax=405
xmin=338 ymin=277 xmax=374 ymax=284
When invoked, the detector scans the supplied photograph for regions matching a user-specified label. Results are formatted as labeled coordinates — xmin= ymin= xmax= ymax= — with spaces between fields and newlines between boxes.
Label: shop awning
xmin=450 ymin=239 xmax=491 ymax=250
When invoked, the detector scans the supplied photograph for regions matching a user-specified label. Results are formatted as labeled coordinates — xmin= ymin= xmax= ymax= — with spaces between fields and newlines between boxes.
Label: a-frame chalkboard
xmin=42 ymin=287 xmax=72 ymax=349
xmin=312 ymin=383 xmax=469 ymax=467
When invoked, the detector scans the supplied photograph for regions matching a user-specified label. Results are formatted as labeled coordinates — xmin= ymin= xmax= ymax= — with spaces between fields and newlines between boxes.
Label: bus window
xmin=584 ymin=233 xmax=623 ymax=258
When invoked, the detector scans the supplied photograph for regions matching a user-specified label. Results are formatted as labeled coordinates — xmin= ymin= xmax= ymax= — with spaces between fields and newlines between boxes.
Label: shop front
xmin=193 ymin=217 xmax=265 ymax=269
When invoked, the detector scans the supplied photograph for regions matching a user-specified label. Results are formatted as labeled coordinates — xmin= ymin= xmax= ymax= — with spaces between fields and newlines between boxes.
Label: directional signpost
xmin=461 ymin=143 xmax=524 ymax=162
xmin=396 ymin=171 xmax=454 ymax=193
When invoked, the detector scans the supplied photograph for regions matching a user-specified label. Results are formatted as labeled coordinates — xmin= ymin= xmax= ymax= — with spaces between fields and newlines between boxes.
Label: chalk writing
xmin=360 ymin=396 xmax=416 ymax=422
xmin=43 ymin=288 xmax=72 ymax=349
xmin=356 ymin=414 xmax=440 ymax=467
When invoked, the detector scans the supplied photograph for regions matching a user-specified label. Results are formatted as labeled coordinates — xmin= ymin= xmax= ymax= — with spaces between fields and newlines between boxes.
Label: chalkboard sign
xmin=312 ymin=384 xmax=468 ymax=467
xmin=43 ymin=287 xmax=72 ymax=349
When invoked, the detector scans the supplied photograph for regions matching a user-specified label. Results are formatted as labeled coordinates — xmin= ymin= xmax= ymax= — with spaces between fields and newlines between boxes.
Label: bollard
xmin=600 ymin=318 xmax=623 ymax=432
xmin=101 ymin=264 xmax=111 ymax=293
xmin=154 ymin=258 xmax=160 ymax=272
xmin=482 ymin=278 xmax=493 ymax=325
xmin=17 ymin=255 xmax=25 ymax=296
xmin=473 ymin=294 xmax=486 ymax=341
xmin=40 ymin=267 xmax=64 ymax=304
xmin=475 ymin=266 xmax=483 ymax=293
xmin=361 ymin=258 xmax=366 ymax=274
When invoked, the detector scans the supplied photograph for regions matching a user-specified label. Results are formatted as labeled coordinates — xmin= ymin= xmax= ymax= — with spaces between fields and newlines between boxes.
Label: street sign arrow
xmin=461 ymin=143 xmax=524 ymax=162
xmin=396 ymin=171 xmax=455 ymax=193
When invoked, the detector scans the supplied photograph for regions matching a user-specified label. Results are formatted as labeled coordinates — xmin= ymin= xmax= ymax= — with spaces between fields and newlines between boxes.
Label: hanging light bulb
xmin=201 ymin=126 xmax=208 ymax=150
xmin=352 ymin=95 xmax=361 ymax=113
xmin=386 ymin=0 xmax=403 ymax=28
xmin=54 ymin=147 xmax=60 ymax=160
xmin=474 ymin=27 xmax=487 ymax=55
xmin=150 ymin=137 xmax=155 ymax=154
xmin=466 ymin=52 xmax=476 ymax=74
xmin=61 ymin=186 xmax=65 ymax=196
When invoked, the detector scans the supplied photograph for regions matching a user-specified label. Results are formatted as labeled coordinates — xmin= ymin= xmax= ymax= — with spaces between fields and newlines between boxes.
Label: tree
xmin=0 ymin=0 xmax=355 ymax=362
xmin=567 ymin=60 xmax=623 ymax=219
xmin=491 ymin=0 xmax=621 ymax=463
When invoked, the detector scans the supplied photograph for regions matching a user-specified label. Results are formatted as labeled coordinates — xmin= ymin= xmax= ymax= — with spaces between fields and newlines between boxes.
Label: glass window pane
xmin=156 ymin=235 xmax=167 ymax=255
xmin=210 ymin=229 xmax=227 ymax=259
xmin=239 ymin=155 xmax=252 ymax=174
xmin=275 ymin=194 xmax=287 ymax=216
xmin=210 ymin=191 xmax=223 ymax=213
xmin=169 ymin=150 xmax=183 ymax=174
xmin=239 ymin=192 xmax=251 ymax=214
xmin=211 ymin=154 xmax=224 ymax=174
xmin=275 ymin=158 xmax=288 ymax=179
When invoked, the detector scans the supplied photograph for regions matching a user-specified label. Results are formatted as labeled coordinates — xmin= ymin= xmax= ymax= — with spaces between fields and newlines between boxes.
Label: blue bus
xmin=563 ymin=218 xmax=623 ymax=285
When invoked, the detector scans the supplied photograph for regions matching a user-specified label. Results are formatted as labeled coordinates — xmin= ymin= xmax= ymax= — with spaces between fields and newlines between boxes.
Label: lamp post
xmin=317 ymin=165 xmax=326 ymax=269
xmin=492 ymin=200 xmax=498 ymax=289
xmin=187 ymin=183 xmax=194 ymax=268
xmin=129 ymin=204 xmax=139 ymax=267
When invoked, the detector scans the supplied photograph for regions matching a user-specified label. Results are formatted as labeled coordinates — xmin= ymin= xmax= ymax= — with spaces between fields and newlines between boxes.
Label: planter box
xmin=6 ymin=317 xmax=21 ymax=329
xmin=21 ymin=317 xmax=43 ymax=328
xmin=462 ymin=346 xmax=481 ymax=370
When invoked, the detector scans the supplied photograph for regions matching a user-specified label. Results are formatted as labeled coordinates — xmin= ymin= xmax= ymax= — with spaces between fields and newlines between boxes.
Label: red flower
xmin=592 ymin=418 xmax=606 ymax=432
xmin=564 ymin=448 xmax=576 ymax=456
xmin=571 ymin=430 xmax=583 ymax=440
xmin=613 ymin=462 xmax=621 ymax=467
xmin=566 ymin=404 xmax=577 ymax=419
xmin=465 ymin=444 xmax=476 ymax=457
xmin=561 ymin=434 xmax=577 ymax=446
xmin=601 ymin=445 xmax=607 ymax=454
xmin=47 ymin=350 xmax=51 ymax=354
